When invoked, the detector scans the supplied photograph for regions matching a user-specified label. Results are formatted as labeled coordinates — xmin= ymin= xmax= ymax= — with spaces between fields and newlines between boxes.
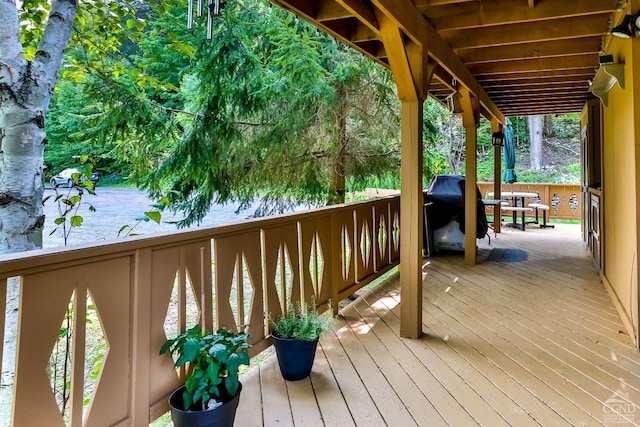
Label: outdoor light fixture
xmin=491 ymin=130 xmax=505 ymax=147
xmin=611 ymin=13 xmax=640 ymax=38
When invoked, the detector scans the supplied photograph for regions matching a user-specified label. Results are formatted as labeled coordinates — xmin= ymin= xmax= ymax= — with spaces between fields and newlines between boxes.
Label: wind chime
xmin=187 ymin=0 xmax=223 ymax=39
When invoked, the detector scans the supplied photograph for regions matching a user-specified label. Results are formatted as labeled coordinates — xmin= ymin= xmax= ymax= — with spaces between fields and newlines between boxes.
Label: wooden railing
xmin=477 ymin=182 xmax=581 ymax=221
xmin=0 ymin=196 xmax=400 ymax=426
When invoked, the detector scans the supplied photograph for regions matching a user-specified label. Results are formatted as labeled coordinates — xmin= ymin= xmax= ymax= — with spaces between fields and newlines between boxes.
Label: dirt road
xmin=43 ymin=187 xmax=260 ymax=248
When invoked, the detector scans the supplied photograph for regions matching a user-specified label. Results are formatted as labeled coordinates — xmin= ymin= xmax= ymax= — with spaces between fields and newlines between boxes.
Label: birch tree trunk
xmin=0 ymin=0 xmax=77 ymax=253
xmin=528 ymin=115 xmax=543 ymax=171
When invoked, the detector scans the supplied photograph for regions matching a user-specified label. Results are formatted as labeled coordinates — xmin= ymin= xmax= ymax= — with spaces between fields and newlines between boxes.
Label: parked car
xmin=50 ymin=168 xmax=99 ymax=188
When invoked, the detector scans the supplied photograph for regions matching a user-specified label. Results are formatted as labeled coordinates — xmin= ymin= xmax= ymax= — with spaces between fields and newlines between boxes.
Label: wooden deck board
xmin=319 ymin=329 xmax=385 ymax=426
xmin=421 ymin=278 xmax=604 ymax=425
xmin=308 ymin=343 xmax=356 ymax=427
xmin=364 ymin=285 xmax=518 ymax=427
xmin=353 ymin=295 xmax=482 ymax=426
xmin=331 ymin=316 xmax=418 ymax=426
xmin=236 ymin=224 xmax=640 ymax=426
xmin=347 ymin=302 xmax=450 ymax=425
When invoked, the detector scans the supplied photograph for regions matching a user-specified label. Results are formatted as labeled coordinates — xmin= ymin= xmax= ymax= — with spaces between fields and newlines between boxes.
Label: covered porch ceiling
xmin=271 ymin=0 xmax=621 ymax=118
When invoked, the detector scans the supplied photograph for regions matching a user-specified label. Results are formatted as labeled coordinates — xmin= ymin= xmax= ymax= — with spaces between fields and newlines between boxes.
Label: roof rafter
xmin=441 ymin=14 xmax=611 ymax=49
xmin=370 ymin=0 xmax=505 ymax=123
xmin=459 ymin=37 xmax=602 ymax=65
xmin=422 ymin=0 xmax=618 ymax=31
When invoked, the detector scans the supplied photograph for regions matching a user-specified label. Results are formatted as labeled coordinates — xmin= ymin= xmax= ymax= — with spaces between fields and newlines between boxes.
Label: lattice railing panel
xmin=214 ymin=230 xmax=264 ymax=345
xmin=299 ymin=215 xmax=333 ymax=307
xmin=1 ymin=195 xmax=400 ymax=425
xmin=355 ymin=205 xmax=374 ymax=282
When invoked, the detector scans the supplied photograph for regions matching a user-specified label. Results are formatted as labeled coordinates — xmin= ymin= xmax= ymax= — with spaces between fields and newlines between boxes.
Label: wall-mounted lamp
xmin=491 ymin=130 xmax=505 ymax=147
xmin=611 ymin=13 xmax=640 ymax=38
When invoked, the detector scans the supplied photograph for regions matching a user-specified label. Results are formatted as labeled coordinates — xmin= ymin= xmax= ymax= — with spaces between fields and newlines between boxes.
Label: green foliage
xmin=160 ymin=326 xmax=251 ymax=410
xmin=42 ymin=157 xmax=97 ymax=245
xmin=117 ymin=192 xmax=175 ymax=237
xmin=45 ymin=79 xmax=125 ymax=177
xmin=550 ymin=113 xmax=580 ymax=139
xmin=270 ymin=301 xmax=335 ymax=341
xmin=121 ymin=0 xmax=402 ymax=223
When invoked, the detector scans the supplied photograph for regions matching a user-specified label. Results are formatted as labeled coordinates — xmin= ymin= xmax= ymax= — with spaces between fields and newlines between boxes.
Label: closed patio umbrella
xmin=503 ymin=117 xmax=517 ymax=184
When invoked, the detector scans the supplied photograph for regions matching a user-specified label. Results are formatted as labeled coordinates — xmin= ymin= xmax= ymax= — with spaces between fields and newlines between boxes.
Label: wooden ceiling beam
xmin=494 ymin=101 xmax=587 ymax=111
xmin=371 ymin=0 xmax=505 ymax=123
xmin=272 ymin=0 xmax=389 ymax=69
xmin=316 ymin=0 xmax=351 ymax=21
xmin=487 ymin=86 xmax=589 ymax=98
xmin=499 ymin=98 xmax=587 ymax=107
xmin=468 ymin=54 xmax=599 ymax=75
xmin=476 ymin=68 xmax=595 ymax=82
xmin=494 ymin=104 xmax=587 ymax=114
xmin=350 ymin=21 xmax=379 ymax=42
xmin=441 ymin=14 xmax=611 ymax=49
xmin=422 ymin=0 xmax=618 ymax=31
xmin=489 ymin=89 xmax=588 ymax=101
xmin=481 ymin=75 xmax=591 ymax=89
xmin=500 ymin=103 xmax=587 ymax=115
xmin=414 ymin=0 xmax=475 ymax=6
xmin=335 ymin=0 xmax=379 ymax=31
xmin=459 ymin=37 xmax=602 ymax=65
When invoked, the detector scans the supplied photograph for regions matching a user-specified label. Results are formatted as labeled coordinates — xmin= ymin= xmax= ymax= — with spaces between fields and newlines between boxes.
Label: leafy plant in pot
xmin=270 ymin=300 xmax=335 ymax=381
xmin=160 ymin=325 xmax=251 ymax=427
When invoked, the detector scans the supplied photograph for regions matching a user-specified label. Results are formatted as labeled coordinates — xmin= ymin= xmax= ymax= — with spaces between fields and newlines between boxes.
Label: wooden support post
xmin=399 ymin=98 xmax=424 ymax=338
xmin=491 ymin=119 xmax=502 ymax=234
xmin=460 ymin=89 xmax=479 ymax=265
xmin=376 ymin=11 xmax=432 ymax=338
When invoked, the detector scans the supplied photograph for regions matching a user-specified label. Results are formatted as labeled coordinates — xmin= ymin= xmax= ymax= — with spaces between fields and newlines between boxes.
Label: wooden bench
xmin=501 ymin=206 xmax=533 ymax=230
xmin=528 ymin=203 xmax=554 ymax=228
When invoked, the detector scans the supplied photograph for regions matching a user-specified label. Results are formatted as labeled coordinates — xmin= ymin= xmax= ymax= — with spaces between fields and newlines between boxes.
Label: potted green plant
xmin=270 ymin=300 xmax=335 ymax=381
xmin=160 ymin=325 xmax=251 ymax=427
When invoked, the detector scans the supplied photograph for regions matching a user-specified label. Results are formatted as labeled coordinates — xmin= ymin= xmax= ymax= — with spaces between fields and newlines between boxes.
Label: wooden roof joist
xmin=458 ymin=37 xmax=603 ymax=65
xmin=440 ymin=14 xmax=611 ymax=50
xmin=501 ymin=99 xmax=587 ymax=112
xmin=481 ymin=75 xmax=593 ymax=90
xmin=492 ymin=86 xmax=589 ymax=100
xmin=372 ymin=0 xmax=505 ymax=123
xmin=468 ymin=54 xmax=599 ymax=76
xmin=271 ymin=0 xmax=619 ymax=119
xmin=420 ymin=0 xmax=619 ymax=31
xmin=476 ymin=68 xmax=596 ymax=83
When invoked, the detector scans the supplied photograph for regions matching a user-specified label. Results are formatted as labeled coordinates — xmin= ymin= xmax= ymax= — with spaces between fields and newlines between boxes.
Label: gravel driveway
xmin=43 ymin=187 xmax=260 ymax=248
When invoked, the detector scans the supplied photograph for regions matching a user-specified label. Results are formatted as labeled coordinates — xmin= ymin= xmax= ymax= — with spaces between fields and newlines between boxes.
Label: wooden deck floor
xmin=235 ymin=224 xmax=640 ymax=426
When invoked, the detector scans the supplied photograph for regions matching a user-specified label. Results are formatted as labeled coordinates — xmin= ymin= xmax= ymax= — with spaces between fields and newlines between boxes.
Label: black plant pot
xmin=169 ymin=383 xmax=241 ymax=427
xmin=271 ymin=334 xmax=319 ymax=381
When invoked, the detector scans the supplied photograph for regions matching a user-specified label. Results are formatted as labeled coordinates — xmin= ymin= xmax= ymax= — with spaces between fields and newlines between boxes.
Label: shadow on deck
xmin=236 ymin=224 xmax=639 ymax=426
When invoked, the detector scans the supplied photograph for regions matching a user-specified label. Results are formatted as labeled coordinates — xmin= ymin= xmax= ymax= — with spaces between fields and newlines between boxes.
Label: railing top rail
xmin=0 ymin=195 xmax=399 ymax=278
xmin=477 ymin=181 xmax=580 ymax=187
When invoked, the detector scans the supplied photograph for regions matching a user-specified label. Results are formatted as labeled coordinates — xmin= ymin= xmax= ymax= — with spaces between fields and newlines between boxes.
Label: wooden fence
xmin=476 ymin=182 xmax=580 ymax=221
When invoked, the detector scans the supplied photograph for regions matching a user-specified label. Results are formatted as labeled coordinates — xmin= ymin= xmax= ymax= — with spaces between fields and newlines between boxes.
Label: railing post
xmin=131 ymin=248 xmax=152 ymax=425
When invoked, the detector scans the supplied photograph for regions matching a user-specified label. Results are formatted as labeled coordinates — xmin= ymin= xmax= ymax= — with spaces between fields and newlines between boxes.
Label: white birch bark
xmin=528 ymin=115 xmax=543 ymax=171
xmin=0 ymin=0 xmax=77 ymax=253
xmin=0 ymin=0 xmax=78 ymax=411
